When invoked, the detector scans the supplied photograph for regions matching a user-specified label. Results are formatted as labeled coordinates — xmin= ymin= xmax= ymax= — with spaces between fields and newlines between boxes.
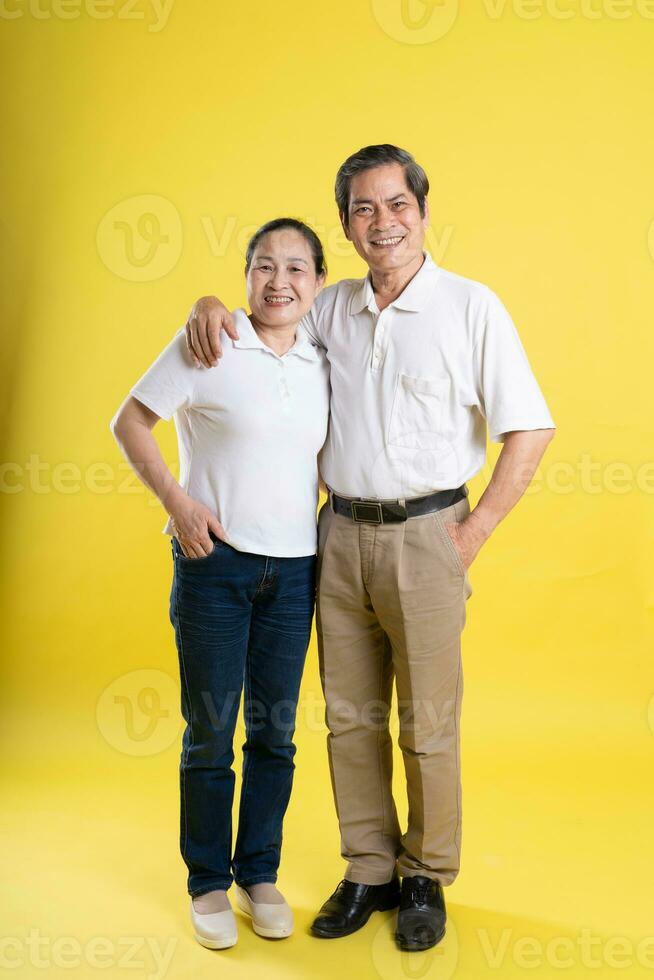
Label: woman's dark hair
xmin=245 ymin=217 xmax=327 ymax=277
xmin=335 ymin=144 xmax=429 ymax=225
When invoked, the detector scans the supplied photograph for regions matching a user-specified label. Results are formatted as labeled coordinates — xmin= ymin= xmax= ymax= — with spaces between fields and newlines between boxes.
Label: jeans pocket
xmin=173 ymin=533 xmax=220 ymax=563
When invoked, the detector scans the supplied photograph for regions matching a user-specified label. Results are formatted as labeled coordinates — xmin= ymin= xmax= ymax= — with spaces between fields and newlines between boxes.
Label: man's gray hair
xmin=335 ymin=144 xmax=429 ymax=225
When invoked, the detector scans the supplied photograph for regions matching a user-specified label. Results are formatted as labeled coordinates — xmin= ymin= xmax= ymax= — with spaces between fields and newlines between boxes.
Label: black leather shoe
xmin=395 ymin=876 xmax=446 ymax=951
xmin=311 ymin=878 xmax=400 ymax=939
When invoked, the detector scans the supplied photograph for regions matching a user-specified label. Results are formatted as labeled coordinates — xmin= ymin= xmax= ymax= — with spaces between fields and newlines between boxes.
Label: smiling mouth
xmin=370 ymin=235 xmax=405 ymax=248
xmin=264 ymin=296 xmax=294 ymax=305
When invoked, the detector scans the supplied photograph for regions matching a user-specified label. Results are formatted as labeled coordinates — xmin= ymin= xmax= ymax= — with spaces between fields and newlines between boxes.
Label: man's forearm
xmin=468 ymin=429 xmax=555 ymax=541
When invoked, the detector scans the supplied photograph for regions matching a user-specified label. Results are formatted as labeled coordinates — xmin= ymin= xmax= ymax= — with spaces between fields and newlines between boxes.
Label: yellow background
xmin=2 ymin=1 xmax=653 ymax=978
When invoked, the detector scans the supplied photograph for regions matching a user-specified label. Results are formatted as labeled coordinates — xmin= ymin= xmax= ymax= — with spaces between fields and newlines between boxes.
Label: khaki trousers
xmin=316 ymin=490 xmax=473 ymax=886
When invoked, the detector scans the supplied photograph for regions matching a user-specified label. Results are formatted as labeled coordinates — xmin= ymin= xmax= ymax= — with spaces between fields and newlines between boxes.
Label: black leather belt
xmin=328 ymin=485 xmax=467 ymax=525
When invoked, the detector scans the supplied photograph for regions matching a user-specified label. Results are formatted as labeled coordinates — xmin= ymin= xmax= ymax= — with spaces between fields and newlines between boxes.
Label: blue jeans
xmin=168 ymin=533 xmax=316 ymax=897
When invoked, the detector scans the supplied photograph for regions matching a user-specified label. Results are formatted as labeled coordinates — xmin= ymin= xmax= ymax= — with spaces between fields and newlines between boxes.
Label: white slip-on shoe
xmin=235 ymin=885 xmax=294 ymax=939
xmin=190 ymin=896 xmax=238 ymax=949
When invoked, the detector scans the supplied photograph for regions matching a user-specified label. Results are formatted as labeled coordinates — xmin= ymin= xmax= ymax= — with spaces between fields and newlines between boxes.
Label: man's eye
xmin=356 ymin=207 xmax=371 ymax=214
xmin=290 ymin=267 xmax=303 ymax=273
xmin=392 ymin=201 xmax=407 ymax=209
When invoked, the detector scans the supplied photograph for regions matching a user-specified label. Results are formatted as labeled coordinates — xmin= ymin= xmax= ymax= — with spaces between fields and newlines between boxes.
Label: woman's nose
xmin=268 ymin=270 xmax=289 ymax=289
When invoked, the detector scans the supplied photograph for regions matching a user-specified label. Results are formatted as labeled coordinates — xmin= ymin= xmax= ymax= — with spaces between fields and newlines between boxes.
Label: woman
xmin=110 ymin=218 xmax=330 ymax=949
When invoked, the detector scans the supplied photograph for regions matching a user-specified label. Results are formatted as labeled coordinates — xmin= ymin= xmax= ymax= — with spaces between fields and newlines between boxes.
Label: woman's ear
xmin=315 ymin=272 xmax=327 ymax=296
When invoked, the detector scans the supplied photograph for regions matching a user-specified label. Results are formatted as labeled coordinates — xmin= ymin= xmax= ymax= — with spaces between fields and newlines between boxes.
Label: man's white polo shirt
xmin=130 ymin=308 xmax=330 ymax=557
xmin=302 ymin=252 xmax=555 ymax=499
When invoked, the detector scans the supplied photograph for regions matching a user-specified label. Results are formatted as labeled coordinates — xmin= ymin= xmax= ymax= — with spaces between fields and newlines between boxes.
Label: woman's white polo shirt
xmin=130 ymin=308 xmax=330 ymax=557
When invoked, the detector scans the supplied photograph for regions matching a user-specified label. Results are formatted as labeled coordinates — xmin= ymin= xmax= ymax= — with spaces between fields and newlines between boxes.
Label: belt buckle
xmin=351 ymin=500 xmax=383 ymax=525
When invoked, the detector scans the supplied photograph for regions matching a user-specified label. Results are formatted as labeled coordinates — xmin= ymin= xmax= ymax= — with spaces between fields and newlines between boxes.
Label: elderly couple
xmin=111 ymin=144 xmax=555 ymax=952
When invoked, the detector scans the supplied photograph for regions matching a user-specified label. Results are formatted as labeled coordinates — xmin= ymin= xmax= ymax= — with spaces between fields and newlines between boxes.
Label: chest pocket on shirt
xmin=387 ymin=373 xmax=450 ymax=448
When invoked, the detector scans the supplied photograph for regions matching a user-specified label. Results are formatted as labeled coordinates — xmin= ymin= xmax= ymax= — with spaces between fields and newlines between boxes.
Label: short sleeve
xmin=473 ymin=289 xmax=556 ymax=443
xmin=299 ymin=287 xmax=333 ymax=350
xmin=130 ymin=327 xmax=195 ymax=421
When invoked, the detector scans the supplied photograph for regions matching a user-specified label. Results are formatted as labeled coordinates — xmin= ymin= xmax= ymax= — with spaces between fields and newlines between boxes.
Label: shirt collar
xmin=231 ymin=308 xmax=320 ymax=361
xmin=349 ymin=250 xmax=440 ymax=316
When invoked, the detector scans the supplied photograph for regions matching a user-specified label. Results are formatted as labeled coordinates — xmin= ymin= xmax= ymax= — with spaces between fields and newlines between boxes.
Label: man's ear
xmin=422 ymin=197 xmax=430 ymax=230
xmin=339 ymin=211 xmax=351 ymax=241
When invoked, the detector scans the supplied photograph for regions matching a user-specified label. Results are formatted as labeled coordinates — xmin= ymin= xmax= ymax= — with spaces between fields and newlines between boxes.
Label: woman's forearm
xmin=110 ymin=400 xmax=186 ymax=515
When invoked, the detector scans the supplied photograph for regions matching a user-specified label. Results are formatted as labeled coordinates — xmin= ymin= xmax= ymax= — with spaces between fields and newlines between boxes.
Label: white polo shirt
xmin=130 ymin=308 xmax=330 ymax=557
xmin=302 ymin=252 xmax=555 ymax=499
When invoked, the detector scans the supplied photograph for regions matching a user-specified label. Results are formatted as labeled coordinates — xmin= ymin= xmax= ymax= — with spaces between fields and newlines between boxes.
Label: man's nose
xmin=372 ymin=208 xmax=395 ymax=231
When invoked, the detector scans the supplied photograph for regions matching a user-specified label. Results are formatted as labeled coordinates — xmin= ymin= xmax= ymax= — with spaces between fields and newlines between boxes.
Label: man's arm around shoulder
xmin=184 ymin=296 xmax=240 ymax=368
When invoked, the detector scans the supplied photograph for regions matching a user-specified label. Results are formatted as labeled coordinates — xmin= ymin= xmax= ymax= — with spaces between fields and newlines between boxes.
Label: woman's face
xmin=246 ymin=229 xmax=325 ymax=329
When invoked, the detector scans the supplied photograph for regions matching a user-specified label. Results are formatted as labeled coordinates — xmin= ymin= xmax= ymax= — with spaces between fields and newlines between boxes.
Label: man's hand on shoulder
xmin=185 ymin=296 xmax=239 ymax=368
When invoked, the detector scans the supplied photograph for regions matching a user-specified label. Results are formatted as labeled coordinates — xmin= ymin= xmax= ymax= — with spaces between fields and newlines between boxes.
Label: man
xmin=180 ymin=144 xmax=556 ymax=951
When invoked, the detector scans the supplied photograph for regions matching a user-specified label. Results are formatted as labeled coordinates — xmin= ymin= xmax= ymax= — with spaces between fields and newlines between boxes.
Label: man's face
xmin=341 ymin=162 xmax=429 ymax=276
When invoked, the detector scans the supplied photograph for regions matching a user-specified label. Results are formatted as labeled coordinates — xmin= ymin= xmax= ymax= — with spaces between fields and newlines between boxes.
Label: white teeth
xmin=372 ymin=237 xmax=403 ymax=246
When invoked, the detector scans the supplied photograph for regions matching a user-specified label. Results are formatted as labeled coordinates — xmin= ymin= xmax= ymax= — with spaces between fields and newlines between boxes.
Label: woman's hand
xmin=168 ymin=493 xmax=226 ymax=558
